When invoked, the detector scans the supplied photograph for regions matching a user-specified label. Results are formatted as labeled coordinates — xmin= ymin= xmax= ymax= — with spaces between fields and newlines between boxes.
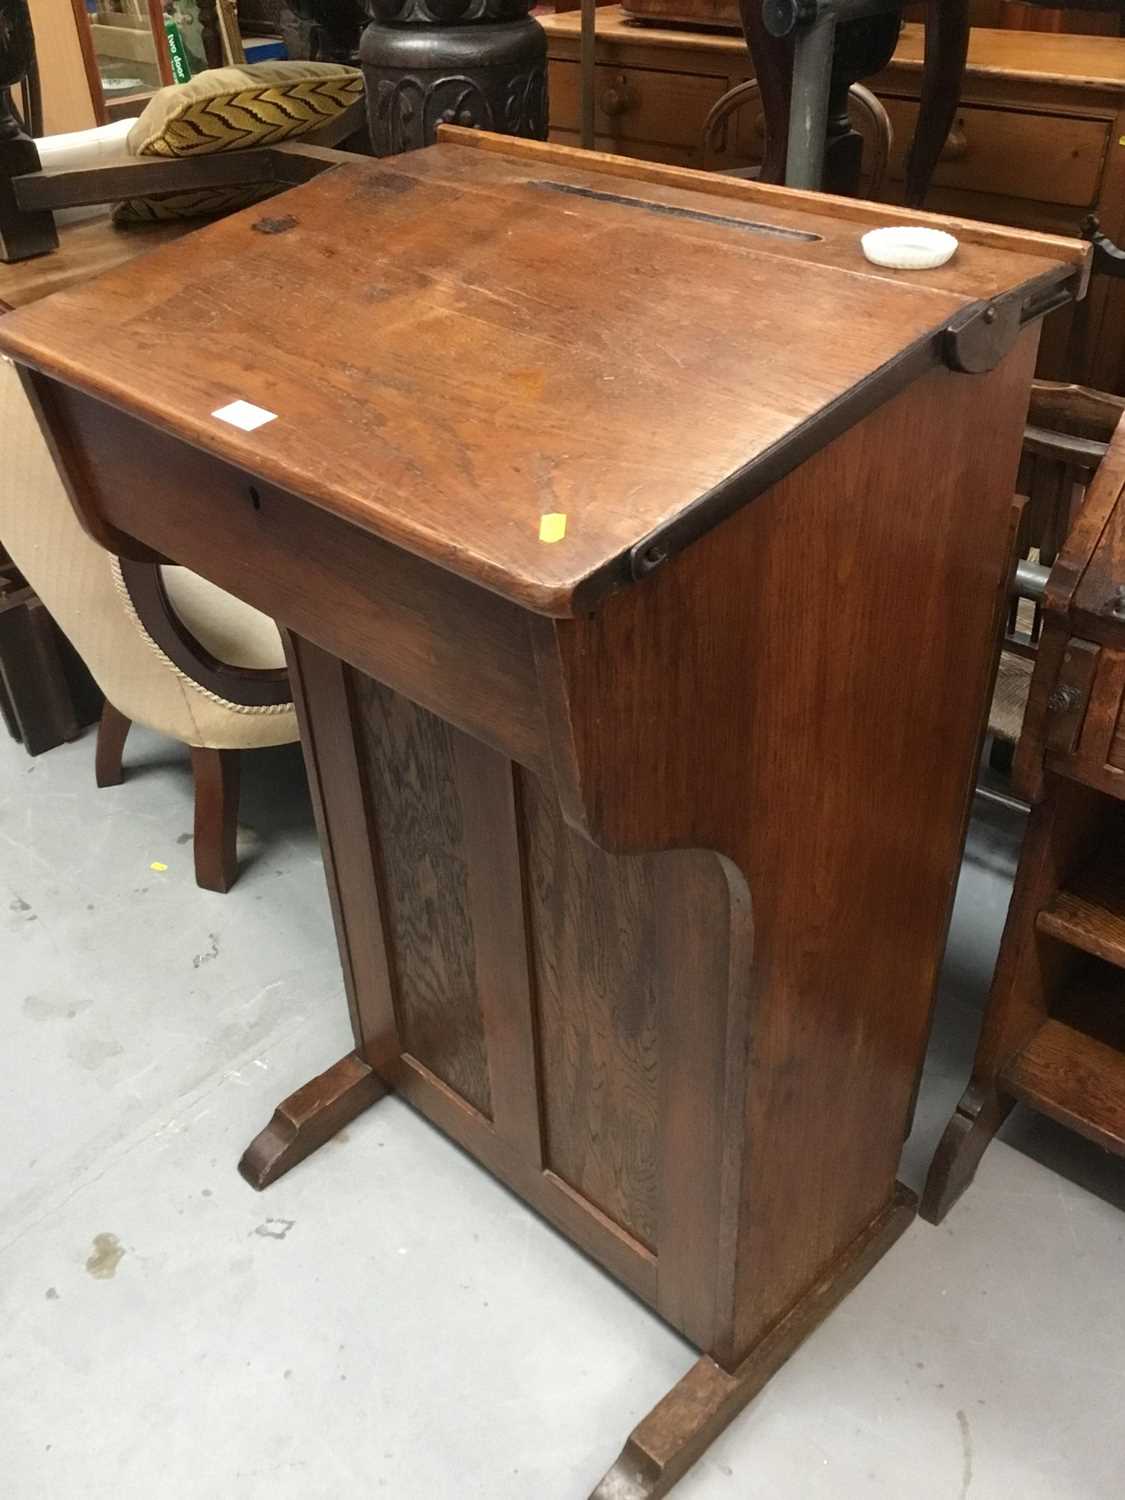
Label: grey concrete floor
xmin=2 ymin=724 xmax=1123 ymax=1500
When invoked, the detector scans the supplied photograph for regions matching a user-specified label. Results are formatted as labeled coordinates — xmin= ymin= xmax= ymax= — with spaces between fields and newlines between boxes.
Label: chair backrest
xmin=1021 ymin=382 xmax=1125 ymax=565
xmin=0 ymin=353 xmax=134 ymax=695
xmin=703 ymin=80 xmax=892 ymax=198
xmin=1002 ymin=381 xmax=1125 ymax=656
xmin=0 ymin=353 xmax=289 ymax=739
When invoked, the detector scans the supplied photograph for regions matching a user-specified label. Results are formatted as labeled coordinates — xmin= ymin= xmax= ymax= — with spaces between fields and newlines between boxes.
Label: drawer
xmin=881 ymin=98 xmax=1108 ymax=209
xmin=43 ymin=380 xmax=554 ymax=779
xmin=549 ymin=60 xmax=728 ymax=150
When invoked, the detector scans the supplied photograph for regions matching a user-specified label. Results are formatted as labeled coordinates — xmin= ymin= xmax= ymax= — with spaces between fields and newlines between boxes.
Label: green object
xmin=163 ymin=19 xmax=193 ymax=85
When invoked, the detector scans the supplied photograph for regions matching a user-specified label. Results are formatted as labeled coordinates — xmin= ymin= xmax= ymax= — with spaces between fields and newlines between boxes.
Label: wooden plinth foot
xmin=920 ymin=1085 xmax=1014 ymax=1225
xmin=238 ymin=1052 xmax=387 ymax=1190
xmin=589 ymin=1184 xmax=917 ymax=1500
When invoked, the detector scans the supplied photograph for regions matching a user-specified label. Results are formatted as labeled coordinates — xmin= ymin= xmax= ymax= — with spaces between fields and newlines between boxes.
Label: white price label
xmin=211 ymin=399 xmax=278 ymax=432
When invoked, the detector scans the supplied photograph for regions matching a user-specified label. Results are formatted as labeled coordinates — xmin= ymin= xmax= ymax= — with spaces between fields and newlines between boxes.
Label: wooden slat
xmin=1073 ymin=494 xmax=1125 ymax=640
xmin=1037 ymin=836 xmax=1125 ymax=970
xmin=885 ymin=20 xmax=1125 ymax=92
xmin=1027 ymin=382 xmax=1125 ymax=445
xmin=14 ymin=110 xmax=366 ymax=213
xmin=13 ymin=147 xmax=280 ymax=211
xmin=1042 ymin=414 xmax=1125 ymax=616
xmin=1002 ymin=1018 xmax=1125 ymax=1154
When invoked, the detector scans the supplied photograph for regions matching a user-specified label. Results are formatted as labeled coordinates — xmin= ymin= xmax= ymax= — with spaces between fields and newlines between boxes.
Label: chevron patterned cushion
xmin=114 ymin=62 xmax=363 ymax=223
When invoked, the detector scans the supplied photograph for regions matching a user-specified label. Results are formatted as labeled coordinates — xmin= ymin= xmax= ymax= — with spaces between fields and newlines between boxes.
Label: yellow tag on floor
xmin=539 ymin=512 xmax=567 ymax=544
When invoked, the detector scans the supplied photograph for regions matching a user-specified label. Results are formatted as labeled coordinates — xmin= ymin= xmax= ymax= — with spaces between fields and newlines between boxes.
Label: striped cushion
xmin=114 ymin=62 xmax=363 ymax=223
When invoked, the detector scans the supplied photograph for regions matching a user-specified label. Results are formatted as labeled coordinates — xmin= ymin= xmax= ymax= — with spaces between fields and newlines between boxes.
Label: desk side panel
xmin=542 ymin=337 xmax=1041 ymax=1364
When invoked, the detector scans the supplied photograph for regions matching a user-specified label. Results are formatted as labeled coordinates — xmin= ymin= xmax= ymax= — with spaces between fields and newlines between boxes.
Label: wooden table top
xmin=892 ymin=22 xmax=1125 ymax=91
xmin=0 ymin=133 xmax=1087 ymax=615
xmin=0 ymin=214 xmax=193 ymax=311
xmin=541 ymin=12 xmax=1125 ymax=92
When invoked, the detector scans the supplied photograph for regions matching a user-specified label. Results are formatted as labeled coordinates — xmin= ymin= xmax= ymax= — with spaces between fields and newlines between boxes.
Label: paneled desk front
xmin=0 ymin=132 xmax=1089 ymax=1496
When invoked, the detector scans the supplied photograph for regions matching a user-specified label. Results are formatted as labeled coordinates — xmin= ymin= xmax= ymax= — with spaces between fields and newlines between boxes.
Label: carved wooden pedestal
xmin=360 ymin=0 xmax=547 ymax=154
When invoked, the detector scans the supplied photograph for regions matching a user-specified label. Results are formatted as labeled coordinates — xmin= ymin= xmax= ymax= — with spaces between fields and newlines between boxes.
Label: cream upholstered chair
xmin=0 ymin=347 xmax=298 ymax=892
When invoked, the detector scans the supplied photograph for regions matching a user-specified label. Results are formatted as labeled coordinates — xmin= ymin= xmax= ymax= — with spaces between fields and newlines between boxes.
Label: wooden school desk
xmin=0 ymin=131 xmax=1090 ymax=1496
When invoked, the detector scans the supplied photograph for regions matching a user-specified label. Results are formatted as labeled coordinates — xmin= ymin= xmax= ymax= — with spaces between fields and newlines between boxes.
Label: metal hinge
xmin=944 ymin=271 xmax=1081 ymax=375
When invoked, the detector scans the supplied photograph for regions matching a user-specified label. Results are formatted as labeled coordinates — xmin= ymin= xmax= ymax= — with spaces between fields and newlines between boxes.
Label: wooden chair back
xmin=987 ymin=383 xmax=1124 ymax=769
xmin=1008 ymin=383 xmax=1125 ymax=652
xmin=703 ymin=79 xmax=892 ymax=197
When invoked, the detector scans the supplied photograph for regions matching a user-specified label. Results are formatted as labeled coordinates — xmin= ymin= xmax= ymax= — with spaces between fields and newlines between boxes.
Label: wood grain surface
xmin=13 ymin=132 xmax=1074 ymax=1491
xmin=889 ymin=19 xmax=1125 ymax=89
xmin=277 ymin=661 xmax=746 ymax=1323
xmin=352 ymin=679 xmax=493 ymax=1119
xmin=920 ymin=778 xmax=1106 ymax=1222
xmin=521 ymin=768 xmax=662 ymax=1248
xmin=313 ymin=668 xmax=748 ymax=1327
xmin=0 ymin=213 xmax=190 ymax=309
xmin=535 ymin=336 xmax=1040 ymax=1359
xmin=34 ymin=382 xmax=553 ymax=774
xmin=924 ymin=398 xmax=1125 ymax=1224
xmin=0 ymin=138 xmax=1081 ymax=616
xmin=1002 ymin=1017 xmax=1125 ymax=1152
xmin=519 ymin=770 xmax=748 ymax=1274
xmin=543 ymin=12 xmax=1125 ymax=90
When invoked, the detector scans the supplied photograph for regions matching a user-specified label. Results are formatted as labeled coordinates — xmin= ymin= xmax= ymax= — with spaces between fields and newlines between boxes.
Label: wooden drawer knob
xmin=600 ymin=75 xmax=637 ymax=119
xmin=941 ymin=122 xmax=968 ymax=163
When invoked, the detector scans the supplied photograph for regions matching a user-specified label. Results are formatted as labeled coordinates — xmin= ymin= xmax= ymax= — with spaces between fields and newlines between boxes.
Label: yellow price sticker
xmin=538 ymin=513 xmax=567 ymax=544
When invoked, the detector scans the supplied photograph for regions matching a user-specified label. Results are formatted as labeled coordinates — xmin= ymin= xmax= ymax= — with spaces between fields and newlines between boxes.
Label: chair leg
xmin=95 ymin=701 xmax=132 ymax=788
xmin=191 ymin=747 xmax=241 ymax=894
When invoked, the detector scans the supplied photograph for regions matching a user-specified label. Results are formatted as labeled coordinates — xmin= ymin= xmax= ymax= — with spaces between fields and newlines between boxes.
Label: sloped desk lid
xmin=0 ymin=131 xmax=1089 ymax=617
